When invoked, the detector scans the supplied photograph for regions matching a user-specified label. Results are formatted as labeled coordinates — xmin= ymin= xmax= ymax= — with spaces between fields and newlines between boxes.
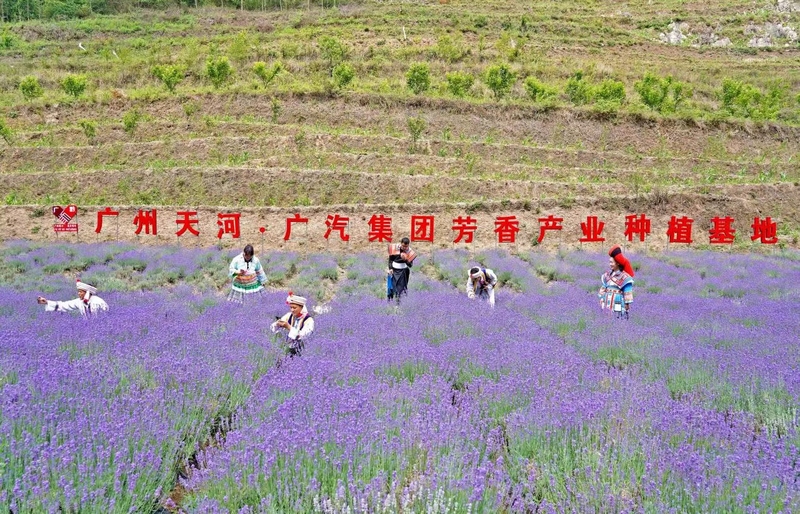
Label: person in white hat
xmin=37 ymin=279 xmax=109 ymax=316
xmin=466 ymin=266 xmax=498 ymax=307
xmin=270 ymin=292 xmax=314 ymax=357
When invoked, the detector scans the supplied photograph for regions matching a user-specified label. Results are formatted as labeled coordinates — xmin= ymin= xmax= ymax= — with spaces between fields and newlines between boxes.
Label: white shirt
xmin=45 ymin=295 xmax=109 ymax=316
xmin=466 ymin=268 xmax=498 ymax=307
xmin=270 ymin=312 xmax=315 ymax=341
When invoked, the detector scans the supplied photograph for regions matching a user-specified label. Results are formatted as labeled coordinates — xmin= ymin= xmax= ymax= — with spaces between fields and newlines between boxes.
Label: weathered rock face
xmin=660 ymin=22 xmax=690 ymax=45
xmin=694 ymin=25 xmax=732 ymax=47
xmin=775 ymin=0 xmax=800 ymax=14
xmin=747 ymin=21 xmax=798 ymax=47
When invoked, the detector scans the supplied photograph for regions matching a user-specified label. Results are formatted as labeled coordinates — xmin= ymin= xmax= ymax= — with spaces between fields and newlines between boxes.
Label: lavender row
xmin=0 ymin=287 xmax=286 ymax=512
xmin=181 ymin=272 xmax=800 ymax=512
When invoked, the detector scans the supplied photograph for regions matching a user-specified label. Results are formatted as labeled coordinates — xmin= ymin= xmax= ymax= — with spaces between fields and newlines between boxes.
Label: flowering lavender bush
xmin=2 ymin=242 xmax=799 ymax=512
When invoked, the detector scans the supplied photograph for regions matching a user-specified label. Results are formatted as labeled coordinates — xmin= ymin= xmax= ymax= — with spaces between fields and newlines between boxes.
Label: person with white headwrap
xmin=270 ymin=292 xmax=314 ymax=357
xmin=227 ymin=244 xmax=267 ymax=303
xmin=37 ymin=279 xmax=109 ymax=316
xmin=466 ymin=266 xmax=498 ymax=307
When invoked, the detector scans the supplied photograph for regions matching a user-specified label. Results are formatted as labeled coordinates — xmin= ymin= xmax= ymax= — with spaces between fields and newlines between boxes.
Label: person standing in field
xmin=598 ymin=245 xmax=635 ymax=319
xmin=387 ymin=237 xmax=416 ymax=303
xmin=228 ymin=244 xmax=267 ymax=303
xmin=466 ymin=266 xmax=498 ymax=307
xmin=37 ymin=279 xmax=109 ymax=316
xmin=271 ymin=293 xmax=315 ymax=359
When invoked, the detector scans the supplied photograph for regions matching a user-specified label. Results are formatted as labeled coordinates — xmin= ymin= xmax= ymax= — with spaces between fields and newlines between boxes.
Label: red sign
xmin=751 ymin=217 xmax=778 ymax=244
xmin=283 ymin=213 xmax=309 ymax=241
xmin=580 ymin=215 xmax=605 ymax=243
xmin=217 ymin=213 xmax=241 ymax=239
xmin=411 ymin=215 xmax=435 ymax=243
xmin=496 ymin=216 xmax=520 ymax=244
xmin=625 ymin=214 xmax=651 ymax=242
xmin=52 ymin=205 xmax=79 ymax=233
xmin=667 ymin=216 xmax=694 ymax=244
xmin=536 ymin=215 xmax=562 ymax=243
xmin=74 ymin=209 xmax=787 ymax=246
xmin=176 ymin=211 xmax=200 ymax=237
xmin=133 ymin=209 xmax=158 ymax=235
xmin=452 ymin=216 xmax=477 ymax=243
xmin=95 ymin=207 xmax=119 ymax=234
xmin=709 ymin=216 xmax=736 ymax=244
xmin=368 ymin=214 xmax=392 ymax=242
xmin=324 ymin=214 xmax=350 ymax=241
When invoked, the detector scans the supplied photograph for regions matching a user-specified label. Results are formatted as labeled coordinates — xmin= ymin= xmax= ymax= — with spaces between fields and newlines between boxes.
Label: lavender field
xmin=1 ymin=241 xmax=800 ymax=513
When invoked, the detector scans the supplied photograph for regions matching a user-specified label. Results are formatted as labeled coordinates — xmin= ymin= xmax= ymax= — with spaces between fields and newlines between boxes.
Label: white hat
xmin=286 ymin=294 xmax=307 ymax=306
xmin=76 ymin=280 xmax=98 ymax=294
xmin=469 ymin=267 xmax=484 ymax=278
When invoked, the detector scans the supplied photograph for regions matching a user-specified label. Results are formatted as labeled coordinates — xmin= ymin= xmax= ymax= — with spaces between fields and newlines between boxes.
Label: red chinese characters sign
xmin=82 ymin=209 xmax=782 ymax=246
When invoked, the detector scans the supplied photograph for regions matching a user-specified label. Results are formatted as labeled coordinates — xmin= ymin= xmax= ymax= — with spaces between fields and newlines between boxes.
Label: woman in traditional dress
xmin=466 ymin=266 xmax=498 ymax=307
xmin=598 ymin=245 xmax=635 ymax=318
xmin=271 ymin=293 xmax=314 ymax=358
xmin=37 ymin=279 xmax=109 ymax=316
xmin=227 ymin=244 xmax=267 ymax=303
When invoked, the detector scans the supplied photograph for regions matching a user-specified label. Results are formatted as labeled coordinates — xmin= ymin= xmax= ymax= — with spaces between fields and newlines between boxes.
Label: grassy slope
xmin=0 ymin=0 xmax=799 ymax=242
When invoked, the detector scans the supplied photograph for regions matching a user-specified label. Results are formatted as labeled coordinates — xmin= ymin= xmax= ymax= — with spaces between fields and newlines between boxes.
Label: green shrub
xmin=19 ymin=76 xmax=44 ymax=101
xmin=0 ymin=31 xmax=15 ymax=49
xmin=61 ymin=75 xmax=87 ymax=97
xmin=496 ymin=32 xmax=520 ymax=61
xmin=79 ymin=120 xmax=96 ymax=142
xmin=252 ymin=61 xmax=283 ymax=88
xmin=474 ymin=16 xmax=488 ymax=29
xmin=152 ymin=65 xmax=184 ymax=93
xmin=122 ymin=109 xmax=141 ymax=133
xmin=434 ymin=35 xmax=467 ymax=63
xmin=720 ymin=79 xmax=783 ymax=121
xmin=524 ymin=76 xmax=558 ymax=102
xmin=229 ymin=31 xmax=251 ymax=64
xmin=407 ymin=116 xmax=426 ymax=146
xmin=270 ymin=97 xmax=281 ymax=123
xmin=319 ymin=36 xmax=348 ymax=72
xmin=565 ymin=71 xmax=593 ymax=105
xmin=634 ymin=72 xmax=691 ymax=113
xmin=183 ymin=101 xmax=199 ymax=118
xmin=206 ymin=57 xmax=234 ymax=89
xmin=0 ymin=118 xmax=12 ymax=145
xmin=484 ymin=63 xmax=516 ymax=98
xmin=332 ymin=62 xmax=355 ymax=89
xmin=445 ymin=71 xmax=474 ymax=97
xmin=42 ymin=0 xmax=89 ymax=20
xmin=406 ymin=62 xmax=431 ymax=95
xmin=595 ymin=79 xmax=626 ymax=104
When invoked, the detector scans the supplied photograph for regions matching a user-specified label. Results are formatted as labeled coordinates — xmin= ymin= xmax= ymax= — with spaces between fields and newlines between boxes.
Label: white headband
xmin=286 ymin=294 xmax=307 ymax=306
xmin=76 ymin=281 xmax=98 ymax=294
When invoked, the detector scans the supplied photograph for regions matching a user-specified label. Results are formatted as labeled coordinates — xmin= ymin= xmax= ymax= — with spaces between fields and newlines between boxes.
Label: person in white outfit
xmin=37 ymin=279 xmax=109 ymax=316
xmin=271 ymin=293 xmax=315 ymax=358
xmin=466 ymin=266 xmax=498 ymax=307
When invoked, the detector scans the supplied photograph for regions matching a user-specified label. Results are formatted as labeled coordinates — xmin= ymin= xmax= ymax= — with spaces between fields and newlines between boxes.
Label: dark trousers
xmin=388 ymin=268 xmax=410 ymax=302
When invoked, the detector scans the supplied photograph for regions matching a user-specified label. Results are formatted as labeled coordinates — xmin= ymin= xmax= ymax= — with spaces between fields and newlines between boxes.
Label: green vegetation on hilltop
xmin=0 ymin=1 xmax=797 ymax=123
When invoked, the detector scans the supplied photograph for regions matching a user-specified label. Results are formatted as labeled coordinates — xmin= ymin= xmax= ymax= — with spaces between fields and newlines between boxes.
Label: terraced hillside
xmin=1 ymin=0 xmax=799 ymax=250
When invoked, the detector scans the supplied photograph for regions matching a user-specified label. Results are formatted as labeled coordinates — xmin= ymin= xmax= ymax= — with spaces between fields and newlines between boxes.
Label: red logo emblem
xmin=52 ymin=205 xmax=79 ymax=232
xmin=52 ymin=205 xmax=77 ymax=224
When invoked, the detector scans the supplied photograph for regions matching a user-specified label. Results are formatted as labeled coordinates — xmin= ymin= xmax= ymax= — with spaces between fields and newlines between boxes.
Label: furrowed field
xmin=2 ymin=241 xmax=800 ymax=513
